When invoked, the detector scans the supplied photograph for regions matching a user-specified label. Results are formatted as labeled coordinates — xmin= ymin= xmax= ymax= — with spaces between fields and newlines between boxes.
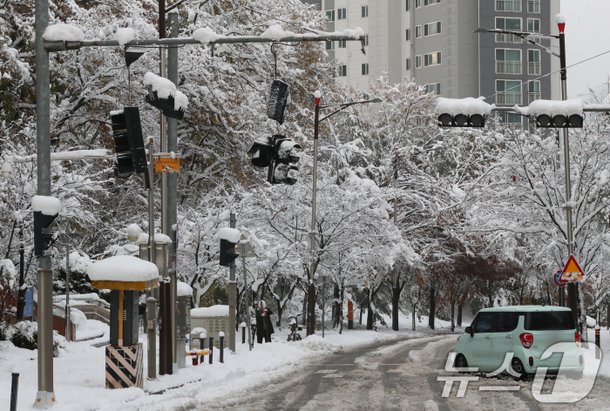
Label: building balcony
xmin=528 ymin=62 xmax=541 ymax=75
xmin=496 ymin=93 xmax=522 ymax=106
xmin=496 ymin=61 xmax=522 ymax=75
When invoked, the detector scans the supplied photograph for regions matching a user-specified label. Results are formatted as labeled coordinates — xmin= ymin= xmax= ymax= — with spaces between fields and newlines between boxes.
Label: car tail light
xmin=575 ymin=331 xmax=581 ymax=343
xmin=520 ymin=332 xmax=534 ymax=348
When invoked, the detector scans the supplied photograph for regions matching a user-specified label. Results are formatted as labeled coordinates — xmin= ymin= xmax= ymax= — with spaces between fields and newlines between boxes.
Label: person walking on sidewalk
xmin=255 ymin=300 xmax=274 ymax=343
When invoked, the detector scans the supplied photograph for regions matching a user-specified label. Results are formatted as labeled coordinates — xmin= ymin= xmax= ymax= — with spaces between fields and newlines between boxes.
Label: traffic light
xmin=34 ymin=211 xmax=58 ymax=257
xmin=110 ymin=107 xmax=147 ymax=177
xmin=437 ymin=113 xmax=486 ymax=127
xmin=435 ymin=97 xmax=493 ymax=128
xmin=219 ymin=239 xmax=239 ymax=267
xmin=271 ymin=135 xmax=301 ymax=185
xmin=267 ymin=79 xmax=289 ymax=125
xmin=519 ymin=99 xmax=584 ymax=128
xmin=248 ymin=137 xmax=274 ymax=167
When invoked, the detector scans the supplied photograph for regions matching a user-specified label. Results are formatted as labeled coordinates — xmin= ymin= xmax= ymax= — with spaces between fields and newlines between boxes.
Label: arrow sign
xmin=560 ymin=255 xmax=585 ymax=283
xmin=553 ymin=270 xmax=567 ymax=287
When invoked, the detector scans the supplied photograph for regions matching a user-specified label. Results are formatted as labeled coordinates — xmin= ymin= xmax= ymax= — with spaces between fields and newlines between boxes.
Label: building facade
xmin=303 ymin=0 xmax=560 ymax=121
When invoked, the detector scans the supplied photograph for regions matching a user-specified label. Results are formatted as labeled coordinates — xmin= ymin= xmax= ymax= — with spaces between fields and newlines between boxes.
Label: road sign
xmin=560 ymin=255 xmax=585 ymax=283
xmin=553 ymin=270 xmax=567 ymax=287
xmin=154 ymin=157 xmax=181 ymax=173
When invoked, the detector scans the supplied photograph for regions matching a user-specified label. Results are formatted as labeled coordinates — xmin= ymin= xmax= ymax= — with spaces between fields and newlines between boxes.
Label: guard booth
xmin=87 ymin=255 xmax=159 ymax=389
xmin=190 ymin=305 xmax=229 ymax=348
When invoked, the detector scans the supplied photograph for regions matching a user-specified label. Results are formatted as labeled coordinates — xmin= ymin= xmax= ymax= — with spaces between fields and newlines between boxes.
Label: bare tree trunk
xmin=302 ymin=289 xmax=308 ymax=327
xmin=333 ymin=283 xmax=341 ymax=328
xmin=366 ymin=298 xmax=374 ymax=330
xmin=428 ymin=284 xmax=436 ymax=330
xmin=411 ymin=303 xmax=416 ymax=331
xmin=275 ymin=300 xmax=283 ymax=328
xmin=450 ymin=301 xmax=455 ymax=332
xmin=306 ymin=283 xmax=316 ymax=335
xmin=457 ymin=303 xmax=463 ymax=327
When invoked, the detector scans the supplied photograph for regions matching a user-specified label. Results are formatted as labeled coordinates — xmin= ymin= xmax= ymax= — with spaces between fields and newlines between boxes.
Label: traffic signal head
xmin=143 ymin=72 xmax=187 ymax=120
xmin=435 ymin=97 xmax=493 ymax=128
xmin=267 ymin=79 xmax=289 ymax=125
xmin=110 ymin=107 xmax=147 ymax=177
xmin=32 ymin=195 xmax=61 ymax=257
xmin=219 ymin=239 xmax=239 ymax=267
xmin=271 ymin=135 xmax=301 ymax=184
xmin=534 ymin=113 xmax=583 ymax=128
xmin=248 ymin=137 xmax=274 ymax=167
xmin=523 ymin=99 xmax=584 ymax=128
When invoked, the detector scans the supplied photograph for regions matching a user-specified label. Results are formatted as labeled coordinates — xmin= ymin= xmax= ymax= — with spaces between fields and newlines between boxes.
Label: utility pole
xmin=16 ymin=226 xmax=25 ymax=321
xmin=64 ymin=245 xmax=70 ymax=342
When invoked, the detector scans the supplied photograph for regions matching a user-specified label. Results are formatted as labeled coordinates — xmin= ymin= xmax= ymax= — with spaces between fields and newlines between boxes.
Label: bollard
xmin=192 ymin=355 xmax=198 ymax=366
xmin=209 ymin=337 xmax=214 ymax=364
xmin=219 ymin=331 xmax=225 ymax=363
xmin=199 ymin=331 xmax=207 ymax=364
xmin=240 ymin=322 xmax=246 ymax=344
xmin=10 ymin=372 xmax=19 ymax=411
xmin=595 ymin=325 xmax=601 ymax=359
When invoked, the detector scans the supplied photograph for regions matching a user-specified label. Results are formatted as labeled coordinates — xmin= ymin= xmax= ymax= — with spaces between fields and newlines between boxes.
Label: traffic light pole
xmin=229 ymin=213 xmax=237 ymax=352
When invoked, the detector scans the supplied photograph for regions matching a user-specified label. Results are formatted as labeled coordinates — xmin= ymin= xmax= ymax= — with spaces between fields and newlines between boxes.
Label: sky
xmin=561 ymin=0 xmax=610 ymax=99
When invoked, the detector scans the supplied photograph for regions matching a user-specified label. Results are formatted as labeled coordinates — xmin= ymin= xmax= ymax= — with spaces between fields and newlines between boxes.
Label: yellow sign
xmin=154 ymin=157 xmax=181 ymax=173
xmin=560 ymin=255 xmax=585 ymax=283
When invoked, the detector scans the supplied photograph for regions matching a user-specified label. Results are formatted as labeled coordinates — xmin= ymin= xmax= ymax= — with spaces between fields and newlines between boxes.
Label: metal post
xmin=595 ymin=325 xmax=601 ymax=359
xmin=35 ymin=0 xmax=55 ymax=406
xmin=167 ymin=9 xmax=179 ymax=370
xmin=16 ymin=229 xmax=25 ymax=321
xmin=219 ymin=332 xmax=224 ymax=363
xmin=307 ymin=92 xmax=321 ymax=336
xmin=229 ymin=213 xmax=236 ymax=352
xmin=241 ymin=322 xmax=246 ymax=344
xmin=243 ymin=252 xmax=252 ymax=351
xmin=322 ymin=276 xmax=325 ymax=338
xmin=208 ymin=337 xmax=214 ymax=364
xmin=10 ymin=373 xmax=19 ymax=411
xmin=64 ymin=245 xmax=70 ymax=342
xmin=558 ymin=24 xmax=580 ymax=331
xmin=146 ymin=297 xmax=157 ymax=379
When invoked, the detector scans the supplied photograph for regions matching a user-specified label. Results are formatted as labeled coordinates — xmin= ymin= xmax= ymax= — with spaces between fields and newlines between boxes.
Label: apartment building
xmin=303 ymin=0 xmax=560 ymax=122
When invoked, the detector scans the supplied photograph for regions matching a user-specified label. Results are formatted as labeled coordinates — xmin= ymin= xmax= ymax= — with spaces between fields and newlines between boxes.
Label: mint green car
xmin=454 ymin=305 xmax=583 ymax=377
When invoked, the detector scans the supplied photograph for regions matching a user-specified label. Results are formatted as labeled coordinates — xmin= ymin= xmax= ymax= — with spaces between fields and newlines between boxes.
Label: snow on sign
xmin=560 ymin=255 xmax=585 ymax=283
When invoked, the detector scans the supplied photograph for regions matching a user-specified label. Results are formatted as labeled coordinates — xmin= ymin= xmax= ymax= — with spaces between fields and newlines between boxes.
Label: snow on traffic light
xmin=271 ymin=135 xmax=301 ymax=185
xmin=435 ymin=97 xmax=494 ymax=128
xmin=32 ymin=195 xmax=61 ymax=257
xmin=514 ymin=99 xmax=584 ymax=128
xmin=143 ymin=71 xmax=188 ymax=120
xmin=218 ymin=227 xmax=240 ymax=267
xmin=110 ymin=107 xmax=147 ymax=177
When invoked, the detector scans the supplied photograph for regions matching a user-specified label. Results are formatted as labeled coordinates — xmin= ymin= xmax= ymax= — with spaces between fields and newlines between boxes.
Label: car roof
xmin=478 ymin=305 xmax=572 ymax=313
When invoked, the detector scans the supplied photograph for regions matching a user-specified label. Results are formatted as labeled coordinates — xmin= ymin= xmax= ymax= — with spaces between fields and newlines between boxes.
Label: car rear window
xmin=525 ymin=311 xmax=574 ymax=330
xmin=472 ymin=312 xmax=519 ymax=333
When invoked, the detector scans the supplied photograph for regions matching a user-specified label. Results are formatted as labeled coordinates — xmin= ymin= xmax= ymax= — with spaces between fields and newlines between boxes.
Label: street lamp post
xmin=475 ymin=16 xmax=580 ymax=329
xmin=307 ymin=91 xmax=382 ymax=336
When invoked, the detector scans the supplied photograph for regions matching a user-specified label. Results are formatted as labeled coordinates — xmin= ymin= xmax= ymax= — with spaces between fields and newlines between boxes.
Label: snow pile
xmin=261 ymin=24 xmax=295 ymax=40
xmin=177 ymin=281 xmax=192 ymax=298
xmin=337 ymin=27 xmax=365 ymax=39
xmin=514 ymin=98 xmax=583 ymax=116
xmin=218 ymin=227 xmax=240 ymax=242
xmin=43 ymin=23 xmax=85 ymax=42
xmin=191 ymin=304 xmax=229 ymax=318
xmin=116 ymin=28 xmax=135 ymax=46
xmin=69 ymin=308 xmax=88 ymax=327
xmin=126 ymin=223 xmax=143 ymax=240
xmin=32 ymin=195 xmax=61 ymax=215
xmin=435 ymin=97 xmax=494 ymax=116
xmin=87 ymin=255 xmax=159 ymax=282
xmin=154 ymin=233 xmax=172 ymax=244
xmin=299 ymin=334 xmax=339 ymax=352
xmin=555 ymin=13 xmax=566 ymax=25
xmin=193 ymin=27 xmax=221 ymax=44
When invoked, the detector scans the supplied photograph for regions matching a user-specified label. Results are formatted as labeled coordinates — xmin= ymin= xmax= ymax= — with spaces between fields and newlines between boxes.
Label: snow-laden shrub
xmin=2 ymin=321 xmax=65 ymax=355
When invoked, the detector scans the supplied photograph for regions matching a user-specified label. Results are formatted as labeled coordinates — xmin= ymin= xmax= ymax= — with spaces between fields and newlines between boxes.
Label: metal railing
xmin=528 ymin=62 xmax=541 ymax=75
xmin=495 ymin=0 xmax=522 ymax=12
xmin=496 ymin=92 xmax=522 ymax=106
xmin=528 ymin=0 xmax=540 ymax=13
xmin=496 ymin=61 xmax=522 ymax=75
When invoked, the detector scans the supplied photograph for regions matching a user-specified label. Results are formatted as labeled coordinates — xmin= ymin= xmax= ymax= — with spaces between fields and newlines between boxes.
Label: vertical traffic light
xmin=267 ymin=79 xmax=289 ymax=125
xmin=32 ymin=195 xmax=61 ymax=257
xmin=110 ymin=107 xmax=147 ymax=177
xmin=271 ymin=135 xmax=301 ymax=185
xmin=219 ymin=238 xmax=239 ymax=267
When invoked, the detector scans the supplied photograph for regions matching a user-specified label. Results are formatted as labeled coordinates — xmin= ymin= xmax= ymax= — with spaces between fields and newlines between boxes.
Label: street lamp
xmin=476 ymin=15 xmax=580 ymax=328
xmin=306 ymin=91 xmax=382 ymax=336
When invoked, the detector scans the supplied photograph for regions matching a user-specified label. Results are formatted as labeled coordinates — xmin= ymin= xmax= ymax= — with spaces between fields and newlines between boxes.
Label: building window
xmin=416 ymin=0 xmax=421 ymax=8
xmin=325 ymin=40 xmax=335 ymax=50
xmin=415 ymin=55 xmax=422 ymax=68
xmin=406 ymin=0 xmax=410 ymax=11
xmin=528 ymin=49 xmax=541 ymax=75
xmin=364 ymin=34 xmax=369 ymax=46
xmin=527 ymin=0 xmax=540 ymax=13
xmin=362 ymin=5 xmax=368 ymax=17
xmin=338 ymin=64 xmax=347 ymax=77
xmin=495 ymin=0 xmax=522 ymax=12
xmin=529 ymin=80 xmax=541 ymax=102
xmin=424 ymin=51 xmax=441 ymax=66
xmin=326 ymin=10 xmax=335 ymax=22
xmin=424 ymin=21 xmax=442 ymax=36
xmin=496 ymin=79 xmax=522 ymax=105
xmin=527 ymin=18 xmax=540 ymax=33
xmin=496 ymin=17 xmax=522 ymax=43
xmin=362 ymin=63 xmax=369 ymax=75
xmin=426 ymin=82 xmax=441 ymax=95
xmin=338 ymin=40 xmax=347 ymax=48
xmin=499 ymin=112 xmax=522 ymax=125
xmin=337 ymin=8 xmax=347 ymax=20
xmin=415 ymin=25 xmax=422 ymax=38
xmin=495 ymin=49 xmax=522 ymax=74
xmin=424 ymin=0 xmax=441 ymax=5
xmin=406 ymin=58 xmax=411 ymax=70
xmin=406 ymin=29 xmax=410 ymax=41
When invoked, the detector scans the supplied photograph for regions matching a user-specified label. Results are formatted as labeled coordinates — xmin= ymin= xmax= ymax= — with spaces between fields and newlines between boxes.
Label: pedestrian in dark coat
xmin=255 ymin=300 xmax=274 ymax=343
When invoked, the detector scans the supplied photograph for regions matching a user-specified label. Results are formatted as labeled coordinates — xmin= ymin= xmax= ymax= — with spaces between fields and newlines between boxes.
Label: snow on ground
xmin=0 ymin=312 xmax=450 ymax=411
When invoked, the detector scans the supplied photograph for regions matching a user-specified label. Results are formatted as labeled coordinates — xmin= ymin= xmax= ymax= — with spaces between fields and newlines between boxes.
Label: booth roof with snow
xmin=87 ymin=255 xmax=159 ymax=291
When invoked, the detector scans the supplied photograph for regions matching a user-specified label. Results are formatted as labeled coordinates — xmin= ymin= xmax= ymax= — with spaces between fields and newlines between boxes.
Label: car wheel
xmin=510 ymin=357 xmax=526 ymax=380
xmin=454 ymin=354 xmax=468 ymax=370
